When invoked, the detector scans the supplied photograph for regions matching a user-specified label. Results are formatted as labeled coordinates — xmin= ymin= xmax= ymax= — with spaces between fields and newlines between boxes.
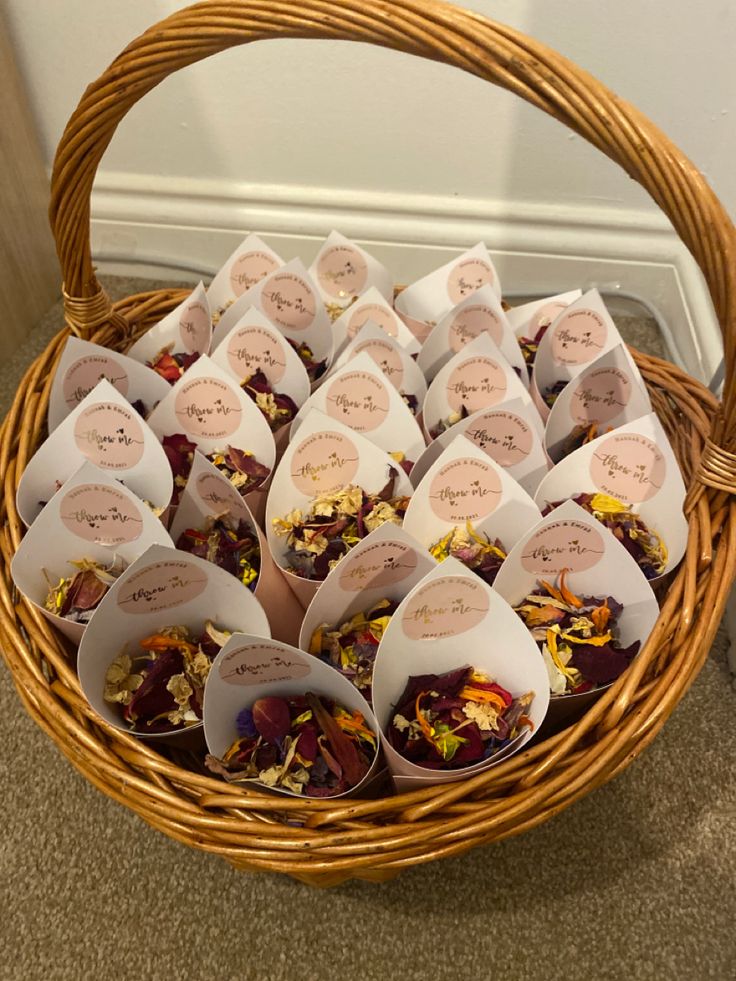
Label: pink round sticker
xmin=290 ymin=431 xmax=360 ymax=495
xmin=590 ymin=433 xmax=666 ymax=503
xmin=179 ymin=300 xmax=211 ymax=354
xmin=59 ymin=483 xmax=143 ymax=546
xmin=402 ymin=576 xmax=490 ymax=640
xmin=196 ymin=473 xmax=249 ymax=521
xmin=325 ymin=371 xmax=390 ymax=432
xmin=63 ymin=355 xmax=129 ymax=409
xmin=116 ymin=560 xmax=209 ymax=613
xmin=446 ymin=356 xmax=507 ymax=414
xmin=521 ymin=520 xmax=605 ymax=575
xmin=353 ymin=339 xmax=404 ymax=386
xmin=218 ymin=643 xmax=311 ymax=686
xmin=570 ymin=367 xmax=631 ymax=424
xmin=338 ymin=540 xmax=419 ymax=592
xmin=347 ymin=303 xmax=398 ymax=340
xmin=550 ymin=309 xmax=607 ymax=366
xmin=261 ymin=272 xmax=317 ymax=331
xmin=226 ymin=325 xmax=287 ymax=384
xmin=317 ymin=245 xmax=368 ymax=298
xmin=447 ymin=257 xmax=493 ymax=304
xmin=428 ymin=456 xmax=502 ymax=523
xmin=448 ymin=304 xmax=502 ymax=352
xmin=463 ymin=410 xmax=534 ymax=467
xmin=229 ymin=250 xmax=280 ymax=297
xmin=174 ymin=377 xmax=242 ymax=440
xmin=73 ymin=402 xmax=145 ymax=470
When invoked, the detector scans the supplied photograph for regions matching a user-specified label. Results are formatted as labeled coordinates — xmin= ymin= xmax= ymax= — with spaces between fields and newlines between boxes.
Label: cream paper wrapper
xmin=308 ymin=230 xmax=393 ymax=308
xmin=506 ymin=289 xmax=583 ymax=340
xmin=493 ymin=499 xmax=660 ymax=714
xmin=531 ymin=289 xmax=646 ymax=422
xmin=402 ymin=434 xmax=542 ymax=563
xmin=330 ymin=286 xmax=421 ymax=359
xmin=417 ymin=284 xmax=526 ymax=384
xmin=394 ymin=243 xmax=502 ymax=343
xmin=206 ymin=233 xmax=284 ymax=320
xmin=203 ymin=634 xmax=381 ymax=798
xmin=298 ymin=522 xmax=437 ymax=655
xmin=168 ymin=452 xmax=303 ymax=646
xmin=209 ymin=305 xmax=311 ymax=412
xmin=17 ymin=379 xmax=173 ymax=528
xmin=126 ymin=282 xmax=211 ymax=366
xmin=48 ymin=337 xmax=171 ymax=432
xmin=77 ymin=544 xmax=271 ymax=742
xmin=422 ymin=332 xmax=538 ymax=442
xmin=290 ymin=352 xmax=426 ymax=464
xmin=410 ymin=397 xmax=550 ymax=496
xmin=145 ymin=355 xmax=276 ymax=525
xmin=544 ymin=343 xmax=653 ymax=463
xmin=371 ymin=556 xmax=549 ymax=791
xmin=533 ymin=412 xmax=687 ymax=577
xmin=11 ymin=460 xmax=173 ymax=646
xmin=210 ymin=259 xmax=334 ymax=379
xmin=265 ymin=408 xmax=414 ymax=609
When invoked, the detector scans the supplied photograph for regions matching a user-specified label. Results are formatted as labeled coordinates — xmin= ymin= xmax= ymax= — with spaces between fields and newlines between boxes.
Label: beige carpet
xmin=1 ymin=278 xmax=734 ymax=981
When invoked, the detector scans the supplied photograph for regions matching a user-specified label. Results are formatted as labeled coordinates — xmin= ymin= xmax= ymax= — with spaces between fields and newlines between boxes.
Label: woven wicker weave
xmin=2 ymin=0 xmax=736 ymax=887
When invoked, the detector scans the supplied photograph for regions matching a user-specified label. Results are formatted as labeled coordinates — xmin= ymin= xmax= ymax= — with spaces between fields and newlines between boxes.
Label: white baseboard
xmin=90 ymin=171 xmax=722 ymax=383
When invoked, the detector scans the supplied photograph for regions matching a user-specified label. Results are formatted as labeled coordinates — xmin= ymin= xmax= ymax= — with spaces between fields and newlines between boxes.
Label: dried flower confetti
xmin=560 ymin=422 xmax=614 ymax=457
xmin=541 ymin=492 xmax=667 ymax=579
xmin=104 ymin=622 xmax=228 ymax=733
xmin=205 ymin=691 xmax=376 ymax=796
xmin=309 ymin=598 xmax=398 ymax=702
xmin=162 ymin=433 xmax=271 ymax=508
xmin=387 ymin=666 xmax=534 ymax=769
xmin=542 ymin=379 xmax=569 ymax=409
xmin=429 ymin=406 xmax=468 ymax=440
xmin=429 ymin=521 xmax=507 ymax=586
xmin=514 ymin=570 xmax=640 ymax=695
xmin=240 ymin=370 xmax=299 ymax=432
xmin=147 ymin=346 xmax=200 ymax=384
xmin=287 ymin=338 xmax=327 ymax=382
xmin=176 ymin=515 xmax=260 ymax=590
xmin=518 ymin=322 xmax=549 ymax=368
xmin=272 ymin=473 xmax=409 ymax=581
xmin=44 ymin=556 xmax=125 ymax=624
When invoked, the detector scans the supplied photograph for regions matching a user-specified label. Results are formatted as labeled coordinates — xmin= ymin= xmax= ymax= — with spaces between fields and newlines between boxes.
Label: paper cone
xmin=371 ymin=557 xmax=549 ymax=788
xmin=394 ymin=243 xmax=502 ymax=343
xmin=309 ymin=231 xmax=393 ymax=307
xmin=48 ymin=337 xmax=171 ymax=432
xmin=543 ymin=343 xmax=653 ymax=462
xmin=421 ymin=332 xmax=539 ymax=443
xmin=493 ymin=499 xmax=660 ymax=721
xmin=126 ymin=282 xmax=211 ymax=365
xmin=168 ymin=452 xmax=303 ymax=646
xmin=17 ymin=379 xmax=173 ymax=527
xmin=409 ymin=396 xmax=550 ymax=496
xmin=203 ymin=634 xmax=381 ymax=798
xmin=418 ymin=284 xmax=526 ymax=384
xmin=533 ymin=412 xmax=687 ymax=578
xmin=77 ymin=544 xmax=271 ymax=742
xmin=291 ymin=351 xmax=426 ymax=463
xmin=11 ymin=460 xmax=173 ymax=645
xmin=265 ymin=408 xmax=414 ymax=609
xmin=402 ymin=434 xmax=542 ymax=566
xmin=206 ymin=233 xmax=284 ymax=320
xmin=330 ymin=287 xmax=421 ymax=359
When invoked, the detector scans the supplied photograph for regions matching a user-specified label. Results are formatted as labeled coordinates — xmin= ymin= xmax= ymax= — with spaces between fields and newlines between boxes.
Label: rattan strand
xmin=2 ymin=0 xmax=736 ymax=885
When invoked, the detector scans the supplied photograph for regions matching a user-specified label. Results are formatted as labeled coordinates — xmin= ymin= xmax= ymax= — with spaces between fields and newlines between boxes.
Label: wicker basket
xmin=2 ymin=0 xmax=735 ymax=888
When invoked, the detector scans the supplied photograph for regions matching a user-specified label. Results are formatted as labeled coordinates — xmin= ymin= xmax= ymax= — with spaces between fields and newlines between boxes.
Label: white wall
xmin=5 ymin=0 xmax=735 ymax=379
xmin=6 ymin=0 xmax=735 ymax=215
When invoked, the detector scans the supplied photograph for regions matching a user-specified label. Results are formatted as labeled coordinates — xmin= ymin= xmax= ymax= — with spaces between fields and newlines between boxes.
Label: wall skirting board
xmin=90 ymin=171 xmax=722 ymax=384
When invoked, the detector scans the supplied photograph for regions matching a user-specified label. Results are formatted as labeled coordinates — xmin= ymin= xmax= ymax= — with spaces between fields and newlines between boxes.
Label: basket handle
xmin=50 ymin=0 xmax=736 ymax=426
